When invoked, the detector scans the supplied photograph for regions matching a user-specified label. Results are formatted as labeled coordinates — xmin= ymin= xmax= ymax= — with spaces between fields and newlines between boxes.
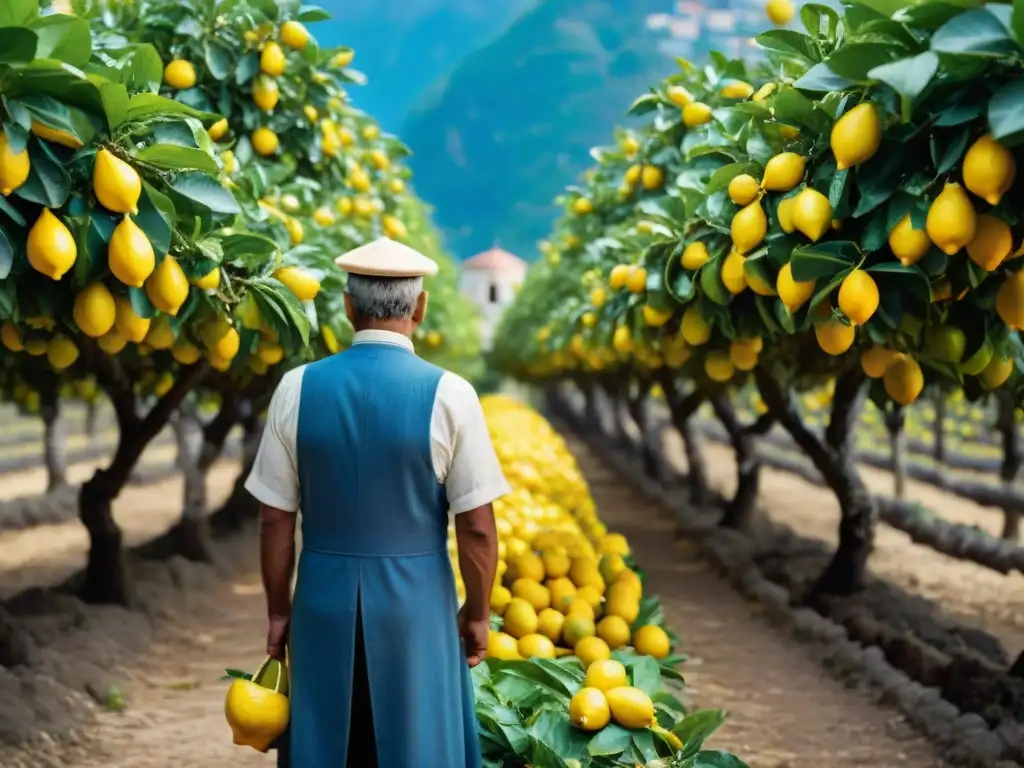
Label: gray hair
xmin=345 ymin=274 xmax=423 ymax=320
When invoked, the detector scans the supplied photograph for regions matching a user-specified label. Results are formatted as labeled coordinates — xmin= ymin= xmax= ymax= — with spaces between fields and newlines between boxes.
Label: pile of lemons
xmin=448 ymin=395 xmax=675 ymax=733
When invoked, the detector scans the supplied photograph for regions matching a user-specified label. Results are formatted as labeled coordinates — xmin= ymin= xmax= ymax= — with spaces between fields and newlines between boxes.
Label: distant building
xmin=459 ymin=246 xmax=528 ymax=349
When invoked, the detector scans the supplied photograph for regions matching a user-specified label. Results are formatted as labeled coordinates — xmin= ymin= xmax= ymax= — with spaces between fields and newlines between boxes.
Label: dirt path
xmin=658 ymin=428 xmax=1024 ymax=658
xmin=7 ymin=430 xmax=951 ymax=768
xmin=570 ymin=437 xmax=948 ymax=767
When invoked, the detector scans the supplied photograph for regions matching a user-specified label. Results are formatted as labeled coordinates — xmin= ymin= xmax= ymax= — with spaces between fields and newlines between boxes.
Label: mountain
xmin=314 ymin=0 xmax=535 ymax=131
xmin=399 ymin=0 xmax=787 ymax=261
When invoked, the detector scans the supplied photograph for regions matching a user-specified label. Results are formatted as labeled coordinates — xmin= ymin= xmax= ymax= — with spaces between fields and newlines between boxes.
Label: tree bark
xmin=659 ymin=372 xmax=709 ymax=507
xmin=600 ymin=377 xmax=630 ymax=448
xmin=168 ymin=404 xmax=213 ymax=562
xmin=40 ymin=383 xmax=68 ymax=492
xmin=997 ymin=392 xmax=1023 ymax=540
xmin=211 ymin=400 xmax=265 ymax=534
xmin=84 ymin=398 xmax=98 ymax=438
xmin=711 ymin=395 xmax=772 ymax=531
xmin=580 ymin=378 xmax=601 ymax=436
xmin=885 ymin=408 xmax=907 ymax=500
xmin=626 ymin=376 xmax=657 ymax=479
xmin=757 ymin=368 xmax=875 ymax=598
xmin=79 ymin=357 xmax=207 ymax=605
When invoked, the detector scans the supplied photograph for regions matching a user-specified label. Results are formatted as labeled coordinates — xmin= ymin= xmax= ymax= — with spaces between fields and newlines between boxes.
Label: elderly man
xmin=245 ymin=237 xmax=508 ymax=767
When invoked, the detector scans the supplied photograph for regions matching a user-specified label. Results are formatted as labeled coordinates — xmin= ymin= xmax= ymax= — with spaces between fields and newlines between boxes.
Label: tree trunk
xmin=626 ymin=377 xmax=657 ymax=479
xmin=885 ymin=408 xmax=906 ymax=500
xmin=581 ymin=379 xmax=601 ymax=435
xmin=601 ymin=378 xmax=630 ymax=448
xmin=711 ymin=395 xmax=761 ymax=531
xmin=933 ymin=392 xmax=946 ymax=465
xmin=659 ymin=372 xmax=709 ymax=507
xmin=211 ymin=403 xmax=264 ymax=534
xmin=40 ymin=385 xmax=68 ymax=492
xmin=84 ymin=398 xmax=97 ymax=438
xmin=757 ymin=368 xmax=875 ymax=598
xmin=997 ymin=392 xmax=1023 ymax=540
xmin=168 ymin=405 xmax=213 ymax=561
xmin=79 ymin=360 xmax=207 ymax=605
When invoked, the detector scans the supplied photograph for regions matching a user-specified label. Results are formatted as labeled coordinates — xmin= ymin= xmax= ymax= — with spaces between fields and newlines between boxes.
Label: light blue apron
xmin=286 ymin=342 xmax=481 ymax=767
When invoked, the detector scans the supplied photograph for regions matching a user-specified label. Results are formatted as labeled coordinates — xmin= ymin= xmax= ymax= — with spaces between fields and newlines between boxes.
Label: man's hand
xmin=458 ymin=607 xmax=489 ymax=668
xmin=267 ymin=615 xmax=290 ymax=660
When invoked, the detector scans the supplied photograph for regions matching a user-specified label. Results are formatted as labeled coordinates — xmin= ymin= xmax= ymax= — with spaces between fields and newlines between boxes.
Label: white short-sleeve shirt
xmin=243 ymin=329 xmax=511 ymax=515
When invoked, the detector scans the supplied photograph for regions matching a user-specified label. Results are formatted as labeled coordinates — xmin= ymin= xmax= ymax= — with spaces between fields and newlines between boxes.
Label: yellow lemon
xmin=502 ymin=598 xmax=539 ymax=638
xmin=681 ymin=242 xmax=710 ymax=270
xmin=666 ymin=85 xmax=694 ymax=107
xmin=108 ymin=215 xmax=155 ymax=287
xmin=632 ymin=625 xmax=671 ymax=659
xmin=776 ymin=262 xmax=814 ymax=313
xmin=280 ymin=20 xmax=310 ymax=50
xmin=145 ymin=316 xmax=176 ymax=350
xmin=487 ymin=631 xmax=520 ymax=660
xmin=163 ymin=59 xmax=196 ymax=89
xmin=0 ymin=322 xmax=23 ymax=352
xmin=926 ymin=182 xmax=976 ymax=255
xmin=253 ymin=76 xmax=280 ymax=112
xmin=113 ymin=297 xmax=150 ymax=343
xmin=224 ymin=663 xmax=289 ymax=753
xmin=979 ymin=356 xmax=1014 ymax=389
xmin=548 ymin=577 xmax=577 ymax=613
xmin=720 ymin=81 xmax=754 ymax=99
xmin=94 ymin=148 xmax=142 ymax=215
xmin=511 ymin=578 xmax=551 ymax=612
xmin=563 ymin=615 xmax=597 ymax=648
xmin=73 ymin=283 xmax=116 ymax=338
xmin=574 ymin=636 xmax=611 ymax=668
xmin=257 ymin=342 xmax=284 ymax=366
xmin=728 ymin=174 xmax=759 ymax=206
xmin=492 ymin=585 xmax=511 ymax=619
xmin=681 ymin=305 xmax=711 ymax=346
xmin=996 ymin=269 xmax=1024 ymax=328
xmin=888 ymin=213 xmax=931 ymax=266
xmin=792 ymin=188 xmax=832 ymax=242
xmin=567 ymin=597 xmax=596 ymax=621
xmin=860 ymin=345 xmax=899 ymax=379
xmin=46 ymin=338 xmax=79 ymax=371
xmin=596 ymin=615 xmax=631 ymax=650
xmin=641 ymin=165 xmax=664 ymax=190
xmin=171 ymin=340 xmax=201 ymax=365
xmin=962 ymin=134 xmax=1016 ymax=206
xmin=884 ymin=355 xmax=924 ymax=406
xmin=626 ymin=266 xmax=648 ymax=294
xmin=831 ymin=102 xmax=881 ymax=171
xmin=0 ymin=130 xmax=30 ymax=196
xmin=569 ymin=687 xmax=611 ymax=731
xmin=572 ymin=197 xmax=593 ymax=215
xmin=682 ymin=102 xmax=713 ymax=127
xmin=607 ymin=686 xmax=655 ymax=729
xmin=766 ymin=0 xmax=795 ymax=24
xmin=721 ymin=249 xmax=748 ymax=294
xmin=837 ymin=269 xmax=878 ymax=326
xmin=777 ymin=195 xmax=796 ymax=233
xmin=209 ymin=118 xmax=229 ymax=142
xmin=145 ymin=256 xmax=190 ymax=316
xmin=704 ymin=350 xmax=735 ymax=382
xmin=97 ymin=331 xmax=128 ymax=355
xmin=815 ymin=319 xmax=856 ymax=356
xmin=965 ymin=214 xmax=1012 ymax=271
xmin=251 ymin=127 xmax=279 ymax=156
xmin=260 ymin=41 xmax=286 ymax=76
xmin=729 ymin=341 xmax=759 ymax=371
xmin=585 ymin=659 xmax=628 ymax=692
xmin=730 ymin=200 xmax=767 ymax=254
xmin=762 ymin=152 xmax=806 ymax=192
xmin=312 ymin=206 xmax=337 ymax=225
xmin=274 ymin=266 xmax=320 ymax=302
xmin=518 ymin=633 xmax=556 ymax=659
xmin=27 ymin=209 xmax=77 ymax=280
xmin=537 ymin=608 xmax=566 ymax=642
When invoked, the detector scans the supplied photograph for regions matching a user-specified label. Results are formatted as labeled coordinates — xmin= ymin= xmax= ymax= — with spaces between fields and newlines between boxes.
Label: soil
xmin=0 ymin=430 xmax=952 ymax=768
xmin=655 ymin=427 xmax=1024 ymax=660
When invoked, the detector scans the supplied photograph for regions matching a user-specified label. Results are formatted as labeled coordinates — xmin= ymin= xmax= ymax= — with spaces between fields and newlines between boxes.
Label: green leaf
xmin=865 ymin=261 xmax=931 ymax=302
xmin=801 ymin=3 xmax=841 ymax=38
xmin=867 ymin=52 xmax=938 ymax=100
xmin=673 ymin=709 xmax=727 ymax=759
xmin=989 ymin=79 xmax=1024 ymax=142
xmin=527 ymin=709 xmax=590 ymax=762
xmin=699 ymin=257 xmax=730 ymax=306
xmin=0 ymin=225 xmax=13 ymax=280
xmin=771 ymin=87 xmax=831 ymax=135
xmin=852 ymin=141 xmax=904 ymax=217
xmin=930 ymin=128 xmax=971 ymax=177
xmin=137 ymin=144 xmax=220 ymax=176
xmin=15 ymin=139 xmax=71 ymax=208
xmin=30 ymin=13 xmax=92 ymax=68
xmin=931 ymin=9 xmax=1018 ymax=55
xmin=99 ymin=82 xmax=129 ymax=130
xmin=204 ymin=40 xmax=231 ymax=81
xmin=299 ymin=5 xmax=332 ymax=22
xmin=0 ymin=0 xmax=37 ymax=27
xmin=129 ymin=285 xmax=157 ymax=319
xmin=794 ymin=62 xmax=854 ymax=92
xmin=0 ymin=282 xmax=15 ymax=320
xmin=0 ymin=193 xmax=26 ymax=226
xmin=754 ymin=30 xmax=818 ymax=61
xmin=826 ymin=42 xmax=907 ymax=81
xmin=124 ymin=93 xmax=212 ymax=124
xmin=706 ymin=163 xmax=759 ymax=195
xmin=586 ymin=724 xmax=633 ymax=756
xmin=790 ymin=241 xmax=859 ymax=281
xmin=123 ymin=44 xmax=164 ymax=93
xmin=136 ymin=183 xmax=174 ymax=255
xmin=1014 ymin=0 xmax=1024 ymax=47
xmin=220 ymin=230 xmax=279 ymax=263
xmin=171 ymin=172 xmax=241 ymax=215
xmin=0 ymin=27 xmax=38 ymax=63
xmin=630 ymin=656 xmax=662 ymax=697
xmin=628 ymin=92 xmax=661 ymax=116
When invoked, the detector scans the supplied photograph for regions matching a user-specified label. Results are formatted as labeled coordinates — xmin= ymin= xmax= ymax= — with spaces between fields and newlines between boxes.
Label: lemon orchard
xmin=457 ymin=396 xmax=743 ymax=767
xmin=492 ymin=3 xmax=1024 ymax=598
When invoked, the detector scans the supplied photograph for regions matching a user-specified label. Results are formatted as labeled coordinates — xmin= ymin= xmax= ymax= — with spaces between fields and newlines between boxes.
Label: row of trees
xmin=0 ymin=0 xmax=480 ymax=604
xmin=491 ymin=0 xmax=1024 ymax=599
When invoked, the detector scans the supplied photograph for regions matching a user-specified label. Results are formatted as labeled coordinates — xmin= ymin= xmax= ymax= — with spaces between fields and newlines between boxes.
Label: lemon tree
xmin=0 ymin=0 xmax=324 ymax=604
xmin=493 ymin=1 xmax=1024 ymax=599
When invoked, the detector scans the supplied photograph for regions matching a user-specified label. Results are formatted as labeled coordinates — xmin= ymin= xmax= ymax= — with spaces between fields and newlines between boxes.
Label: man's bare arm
xmin=260 ymin=504 xmax=297 ymax=621
xmin=455 ymin=504 xmax=498 ymax=622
